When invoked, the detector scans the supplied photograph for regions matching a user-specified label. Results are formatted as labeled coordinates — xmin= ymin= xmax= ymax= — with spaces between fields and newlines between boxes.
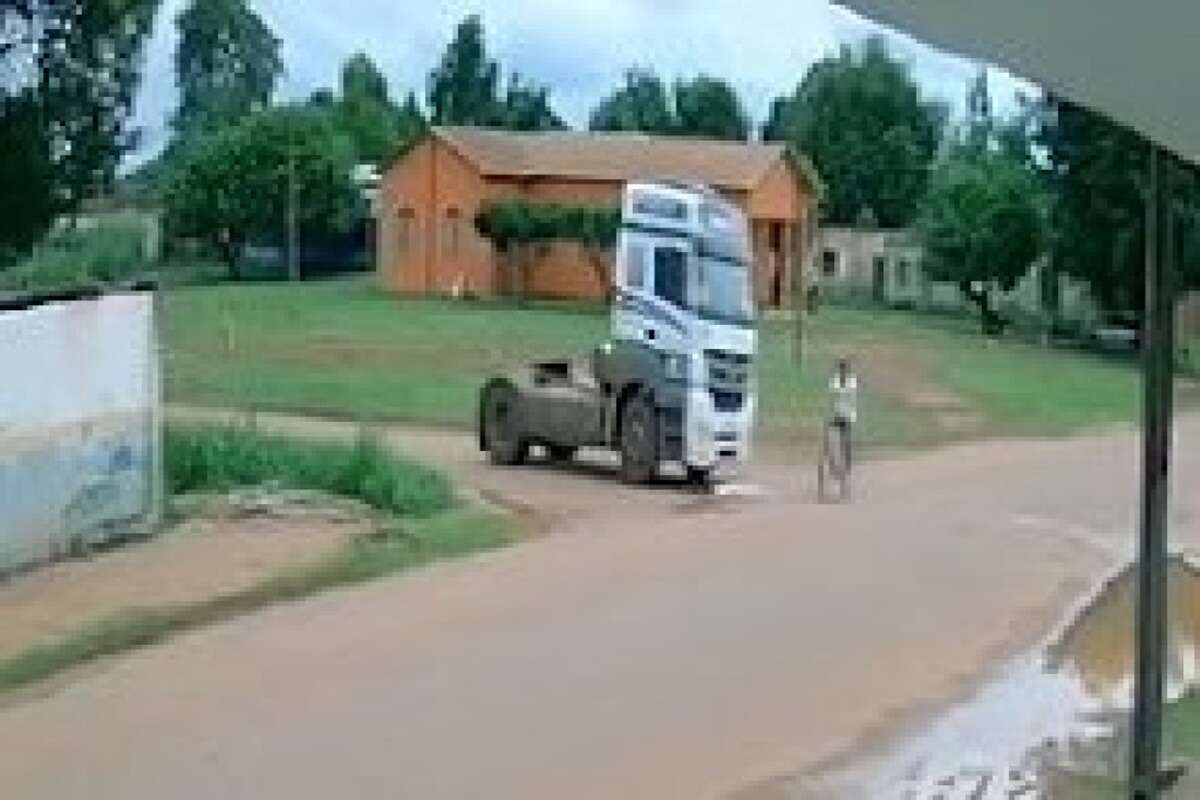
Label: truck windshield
xmin=697 ymin=257 xmax=754 ymax=325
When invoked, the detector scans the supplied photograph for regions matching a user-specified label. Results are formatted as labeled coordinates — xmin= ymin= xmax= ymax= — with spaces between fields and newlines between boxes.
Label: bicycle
xmin=817 ymin=418 xmax=852 ymax=503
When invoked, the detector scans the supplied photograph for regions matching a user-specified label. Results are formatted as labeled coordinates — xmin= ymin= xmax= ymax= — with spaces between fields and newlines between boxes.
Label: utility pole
xmin=287 ymin=133 xmax=300 ymax=282
xmin=1130 ymin=144 xmax=1178 ymax=800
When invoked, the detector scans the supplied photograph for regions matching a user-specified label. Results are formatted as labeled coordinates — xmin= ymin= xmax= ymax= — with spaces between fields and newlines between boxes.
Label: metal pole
xmin=1130 ymin=144 xmax=1176 ymax=799
xmin=287 ymin=142 xmax=300 ymax=282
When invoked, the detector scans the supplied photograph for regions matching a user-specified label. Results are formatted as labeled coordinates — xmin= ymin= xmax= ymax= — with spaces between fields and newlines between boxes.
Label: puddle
xmin=793 ymin=556 xmax=1200 ymax=798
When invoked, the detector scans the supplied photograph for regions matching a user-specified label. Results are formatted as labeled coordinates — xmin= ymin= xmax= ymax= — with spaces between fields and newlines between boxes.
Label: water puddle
xmin=794 ymin=556 xmax=1200 ymax=798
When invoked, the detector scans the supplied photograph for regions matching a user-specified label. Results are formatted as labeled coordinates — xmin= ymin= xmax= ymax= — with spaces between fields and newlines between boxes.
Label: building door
xmin=872 ymin=256 xmax=887 ymax=304
xmin=768 ymin=222 xmax=784 ymax=307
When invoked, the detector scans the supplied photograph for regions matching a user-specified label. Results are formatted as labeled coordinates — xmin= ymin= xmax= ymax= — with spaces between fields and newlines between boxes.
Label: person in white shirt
xmin=828 ymin=358 xmax=858 ymax=469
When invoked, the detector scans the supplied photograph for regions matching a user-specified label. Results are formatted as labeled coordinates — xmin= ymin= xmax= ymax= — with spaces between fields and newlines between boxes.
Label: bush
xmin=165 ymin=424 xmax=455 ymax=518
xmin=0 ymin=221 xmax=148 ymax=293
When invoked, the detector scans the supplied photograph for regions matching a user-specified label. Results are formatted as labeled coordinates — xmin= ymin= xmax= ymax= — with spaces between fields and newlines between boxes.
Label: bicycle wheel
xmin=825 ymin=424 xmax=848 ymax=502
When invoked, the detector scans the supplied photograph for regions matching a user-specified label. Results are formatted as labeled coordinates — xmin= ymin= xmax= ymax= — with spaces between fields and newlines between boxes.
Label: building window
xmin=444 ymin=208 xmax=461 ymax=257
xmin=653 ymin=246 xmax=687 ymax=307
xmin=821 ymin=249 xmax=839 ymax=277
xmin=396 ymin=208 xmax=414 ymax=254
xmin=624 ymin=241 xmax=646 ymax=289
xmin=896 ymin=258 xmax=910 ymax=288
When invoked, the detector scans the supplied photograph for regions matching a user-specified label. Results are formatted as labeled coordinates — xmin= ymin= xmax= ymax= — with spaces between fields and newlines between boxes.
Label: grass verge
xmin=0 ymin=424 xmax=511 ymax=695
xmin=166 ymin=423 xmax=454 ymax=518
xmin=0 ymin=508 xmax=512 ymax=695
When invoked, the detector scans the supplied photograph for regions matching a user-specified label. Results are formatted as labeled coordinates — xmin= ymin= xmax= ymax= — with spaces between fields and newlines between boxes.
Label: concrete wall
xmin=0 ymin=292 xmax=161 ymax=573
xmin=1180 ymin=292 xmax=1200 ymax=341
xmin=815 ymin=225 xmax=1100 ymax=325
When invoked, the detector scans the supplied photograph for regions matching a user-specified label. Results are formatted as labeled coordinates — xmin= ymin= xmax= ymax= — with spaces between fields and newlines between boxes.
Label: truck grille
xmin=710 ymin=389 xmax=744 ymax=412
xmin=704 ymin=349 xmax=750 ymax=407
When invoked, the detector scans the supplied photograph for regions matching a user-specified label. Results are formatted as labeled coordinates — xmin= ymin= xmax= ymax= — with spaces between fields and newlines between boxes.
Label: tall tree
xmin=174 ymin=0 xmax=282 ymax=135
xmin=164 ymin=104 xmax=360 ymax=279
xmin=341 ymin=52 xmax=389 ymax=107
xmin=336 ymin=52 xmax=399 ymax=164
xmin=0 ymin=0 xmax=160 ymax=261
xmin=396 ymin=91 xmax=428 ymax=152
xmin=427 ymin=15 xmax=499 ymax=126
xmin=1039 ymin=97 xmax=1200 ymax=316
xmin=673 ymin=75 xmax=749 ymax=141
xmin=763 ymin=37 xmax=945 ymax=228
xmin=964 ymin=67 xmax=992 ymax=153
xmin=589 ymin=69 xmax=674 ymax=134
xmin=497 ymin=73 xmax=565 ymax=131
xmin=917 ymin=148 xmax=1044 ymax=333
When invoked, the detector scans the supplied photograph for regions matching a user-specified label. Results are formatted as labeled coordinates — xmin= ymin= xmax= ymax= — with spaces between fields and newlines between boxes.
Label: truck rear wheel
xmin=483 ymin=383 xmax=528 ymax=466
xmin=619 ymin=391 xmax=658 ymax=484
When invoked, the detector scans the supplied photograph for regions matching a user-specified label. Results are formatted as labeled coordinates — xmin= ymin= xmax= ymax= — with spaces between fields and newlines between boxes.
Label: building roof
xmin=433 ymin=126 xmax=816 ymax=192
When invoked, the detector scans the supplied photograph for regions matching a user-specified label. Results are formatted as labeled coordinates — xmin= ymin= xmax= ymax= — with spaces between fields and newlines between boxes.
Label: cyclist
xmin=828 ymin=357 xmax=858 ymax=472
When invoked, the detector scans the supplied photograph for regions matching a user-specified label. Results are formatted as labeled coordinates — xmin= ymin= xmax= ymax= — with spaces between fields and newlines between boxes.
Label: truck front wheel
xmin=483 ymin=383 xmax=528 ymax=466
xmin=619 ymin=391 xmax=658 ymax=484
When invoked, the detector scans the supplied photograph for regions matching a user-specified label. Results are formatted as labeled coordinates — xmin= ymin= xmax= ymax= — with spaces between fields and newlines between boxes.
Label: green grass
xmin=166 ymin=423 xmax=454 ymax=518
xmin=164 ymin=277 xmax=1186 ymax=451
xmin=1047 ymin=693 xmax=1200 ymax=798
xmin=0 ymin=508 xmax=513 ymax=694
xmin=1168 ymin=690 xmax=1200 ymax=763
xmin=823 ymin=308 xmax=1144 ymax=436
xmin=163 ymin=277 xmax=609 ymax=428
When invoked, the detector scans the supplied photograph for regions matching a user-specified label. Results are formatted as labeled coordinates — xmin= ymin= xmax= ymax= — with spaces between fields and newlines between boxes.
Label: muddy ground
xmin=0 ymin=411 xmax=1195 ymax=799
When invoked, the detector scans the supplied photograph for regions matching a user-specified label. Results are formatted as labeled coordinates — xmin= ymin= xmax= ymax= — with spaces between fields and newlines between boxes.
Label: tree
xmin=428 ymin=15 xmax=499 ymax=126
xmin=497 ymin=73 xmax=565 ymax=131
xmin=1039 ymin=97 xmax=1200 ymax=317
xmin=308 ymin=88 xmax=336 ymax=108
xmin=335 ymin=52 xmax=399 ymax=165
xmin=174 ymin=0 xmax=282 ymax=136
xmin=763 ymin=37 xmax=945 ymax=228
xmin=917 ymin=149 xmax=1044 ymax=333
xmin=163 ymin=105 xmax=360 ymax=278
xmin=589 ymin=69 xmax=674 ymax=134
xmin=341 ymin=52 xmax=389 ymax=108
xmin=964 ymin=67 xmax=992 ymax=153
xmin=0 ymin=93 xmax=56 ymax=263
xmin=673 ymin=76 xmax=749 ymax=141
xmin=395 ymin=91 xmax=428 ymax=155
xmin=0 ymin=1 xmax=160 ymax=262
xmin=427 ymin=16 xmax=565 ymax=133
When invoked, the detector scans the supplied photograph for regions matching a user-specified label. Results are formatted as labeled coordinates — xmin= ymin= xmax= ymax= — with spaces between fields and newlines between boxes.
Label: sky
xmin=130 ymin=0 xmax=1032 ymax=163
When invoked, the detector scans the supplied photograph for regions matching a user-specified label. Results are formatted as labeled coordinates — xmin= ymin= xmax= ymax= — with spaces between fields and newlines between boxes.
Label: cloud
xmin=130 ymin=0 xmax=1033 ymax=164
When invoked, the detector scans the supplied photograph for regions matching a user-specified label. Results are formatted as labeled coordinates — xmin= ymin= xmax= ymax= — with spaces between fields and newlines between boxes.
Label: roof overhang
xmin=834 ymin=0 xmax=1200 ymax=166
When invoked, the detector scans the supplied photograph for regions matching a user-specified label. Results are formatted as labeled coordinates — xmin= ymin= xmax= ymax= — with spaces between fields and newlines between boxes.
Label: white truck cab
xmin=612 ymin=182 xmax=757 ymax=476
xmin=480 ymin=181 xmax=757 ymax=487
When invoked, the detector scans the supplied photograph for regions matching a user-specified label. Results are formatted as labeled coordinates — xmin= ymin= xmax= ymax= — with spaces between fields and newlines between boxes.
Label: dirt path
xmin=0 ymin=492 xmax=370 ymax=663
xmin=0 ymin=412 xmax=1195 ymax=799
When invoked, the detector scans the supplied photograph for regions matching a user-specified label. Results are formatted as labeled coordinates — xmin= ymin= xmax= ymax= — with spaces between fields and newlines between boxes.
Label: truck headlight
xmin=662 ymin=353 xmax=689 ymax=381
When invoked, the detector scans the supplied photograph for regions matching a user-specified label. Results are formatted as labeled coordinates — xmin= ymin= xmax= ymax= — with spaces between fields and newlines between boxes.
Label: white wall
xmin=0 ymin=292 xmax=161 ymax=572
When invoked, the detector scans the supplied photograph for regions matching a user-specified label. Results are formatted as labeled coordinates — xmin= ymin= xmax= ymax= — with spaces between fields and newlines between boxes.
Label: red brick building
xmin=377 ymin=126 xmax=820 ymax=307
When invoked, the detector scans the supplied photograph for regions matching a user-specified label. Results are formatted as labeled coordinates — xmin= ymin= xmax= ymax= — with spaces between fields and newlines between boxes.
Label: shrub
xmin=0 ymin=221 xmax=148 ymax=292
xmin=165 ymin=424 xmax=454 ymax=518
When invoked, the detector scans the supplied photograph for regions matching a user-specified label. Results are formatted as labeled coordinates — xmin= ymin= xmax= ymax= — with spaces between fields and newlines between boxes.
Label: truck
xmin=478 ymin=181 xmax=756 ymax=487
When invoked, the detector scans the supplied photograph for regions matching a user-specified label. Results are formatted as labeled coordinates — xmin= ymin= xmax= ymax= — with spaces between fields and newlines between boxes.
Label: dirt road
xmin=0 ymin=414 xmax=1196 ymax=799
